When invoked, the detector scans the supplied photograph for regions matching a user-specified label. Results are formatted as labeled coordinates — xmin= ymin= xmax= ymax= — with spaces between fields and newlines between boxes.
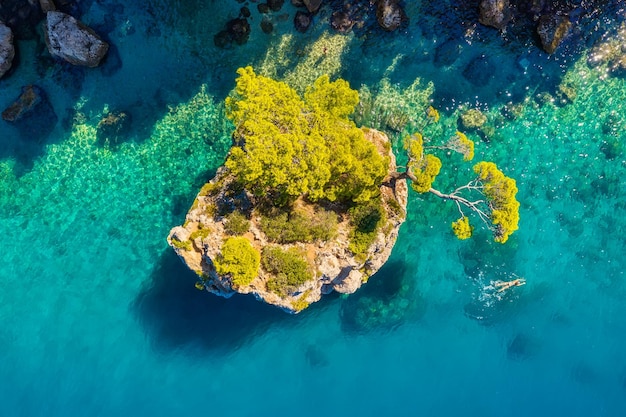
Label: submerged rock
xmin=1 ymin=84 xmax=57 ymax=139
xmin=303 ymin=0 xmax=322 ymax=14
xmin=479 ymin=0 xmax=511 ymax=31
xmin=2 ymin=85 xmax=47 ymax=122
xmin=0 ymin=22 xmax=15 ymax=79
xmin=97 ymin=110 xmax=131 ymax=145
xmin=168 ymin=129 xmax=408 ymax=314
xmin=537 ymin=14 xmax=571 ymax=54
xmin=44 ymin=11 xmax=109 ymax=67
xmin=376 ymin=0 xmax=407 ymax=32
xmin=294 ymin=11 xmax=312 ymax=33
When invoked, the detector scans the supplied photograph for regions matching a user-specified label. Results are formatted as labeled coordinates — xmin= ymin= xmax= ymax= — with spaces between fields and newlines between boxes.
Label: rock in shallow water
xmin=44 ymin=11 xmax=109 ymax=67
xmin=537 ymin=13 xmax=571 ymax=54
xmin=376 ymin=0 xmax=407 ymax=32
xmin=0 ymin=22 xmax=15 ymax=79
xmin=479 ymin=0 xmax=511 ymax=30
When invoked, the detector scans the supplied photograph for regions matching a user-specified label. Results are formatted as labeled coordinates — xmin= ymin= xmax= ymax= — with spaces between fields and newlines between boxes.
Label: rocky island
xmin=168 ymin=67 xmax=520 ymax=313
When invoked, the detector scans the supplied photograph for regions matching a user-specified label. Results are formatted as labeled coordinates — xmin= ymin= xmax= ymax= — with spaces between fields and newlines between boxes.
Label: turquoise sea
xmin=1 ymin=1 xmax=625 ymax=415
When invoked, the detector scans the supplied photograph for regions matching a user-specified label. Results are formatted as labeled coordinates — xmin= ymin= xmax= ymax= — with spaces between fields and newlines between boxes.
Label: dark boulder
xmin=267 ymin=0 xmax=285 ymax=12
xmin=478 ymin=0 xmax=511 ymax=31
xmin=214 ymin=17 xmax=251 ymax=48
xmin=376 ymin=0 xmax=407 ymax=32
xmin=434 ymin=39 xmax=462 ymax=67
xmin=294 ymin=11 xmax=312 ymax=33
xmin=331 ymin=11 xmax=354 ymax=33
xmin=537 ymin=13 xmax=571 ymax=54
xmin=2 ymin=85 xmax=57 ymax=139
xmin=0 ymin=22 xmax=15 ymax=78
xmin=303 ymin=0 xmax=322 ymax=13
xmin=462 ymin=55 xmax=494 ymax=86
xmin=260 ymin=19 xmax=274 ymax=34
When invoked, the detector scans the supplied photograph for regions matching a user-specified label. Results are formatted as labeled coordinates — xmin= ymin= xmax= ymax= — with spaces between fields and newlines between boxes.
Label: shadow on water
xmin=340 ymin=258 xmax=426 ymax=335
xmin=133 ymin=246 xmax=343 ymax=355
xmin=133 ymin=249 xmax=295 ymax=355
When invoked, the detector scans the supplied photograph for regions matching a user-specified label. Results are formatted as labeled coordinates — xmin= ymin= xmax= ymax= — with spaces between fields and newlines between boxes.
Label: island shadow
xmin=133 ymin=248 xmax=338 ymax=356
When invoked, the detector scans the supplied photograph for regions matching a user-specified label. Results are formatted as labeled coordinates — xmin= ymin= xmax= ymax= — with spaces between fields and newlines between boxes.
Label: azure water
xmin=0 ymin=1 xmax=625 ymax=416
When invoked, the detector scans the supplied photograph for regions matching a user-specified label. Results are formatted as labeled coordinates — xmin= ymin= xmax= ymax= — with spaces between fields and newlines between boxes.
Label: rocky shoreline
xmin=1 ymin=0 xmax=109 ymax=127
xmin=168 ymin=128 xmax=408 ymax=313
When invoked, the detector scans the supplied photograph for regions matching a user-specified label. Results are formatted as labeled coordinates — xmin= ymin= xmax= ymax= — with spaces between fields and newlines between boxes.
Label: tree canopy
xmin=402 ymin=128 xmax=520 ymax=243
xmin=224 ymin=66 xmax=388 ymax=204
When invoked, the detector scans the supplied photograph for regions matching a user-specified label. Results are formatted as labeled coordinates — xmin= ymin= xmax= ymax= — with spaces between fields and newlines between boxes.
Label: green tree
xmin=225 ymin=67 xmax=388 ymax=204
xmin=393 ymin=123 xmax=520 ymax=243
xmin=214 ymin=237 xmax=260 ymax=287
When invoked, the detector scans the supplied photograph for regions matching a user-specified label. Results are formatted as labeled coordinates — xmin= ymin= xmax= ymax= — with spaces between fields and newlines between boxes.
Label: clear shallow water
xmin=1 ymin=1 xmax=625 ymax=416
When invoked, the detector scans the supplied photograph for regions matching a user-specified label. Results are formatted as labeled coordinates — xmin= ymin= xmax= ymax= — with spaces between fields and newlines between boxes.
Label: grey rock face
xmin=0 ymin=22 xmax=15 ymax=79
xmin=44 ymin=11 xmax=109 ymax=67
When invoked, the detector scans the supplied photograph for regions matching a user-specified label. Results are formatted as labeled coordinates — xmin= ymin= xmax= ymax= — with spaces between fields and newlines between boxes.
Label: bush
xmin=348 ymin=198 xmax=387 ymax=259
xmin=259 ymin=207 xmax=337 ymax=243
xmin=262 ymin=246 xmax=313 ymax=296
xmin=223 ymin=211 xmax=250 ymax=235
xmin=214 ymin=237 xmax=260 ymax=287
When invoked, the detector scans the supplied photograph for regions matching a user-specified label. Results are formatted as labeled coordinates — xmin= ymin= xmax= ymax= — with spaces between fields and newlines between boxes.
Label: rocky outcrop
xmin=0 ymin=22 xmax=15 ymax=79
xmin=537 ymin=13 xmax=571 ymax=54
xmin=376 ymin=0 xmax=407 ymax=32
xmin=478 ymin=0 xmax=511 ymax=31
xmin=168 ymin=129 xmax=408 ymax=313
xmin=44 ymin=11 xmax=109 ymax=67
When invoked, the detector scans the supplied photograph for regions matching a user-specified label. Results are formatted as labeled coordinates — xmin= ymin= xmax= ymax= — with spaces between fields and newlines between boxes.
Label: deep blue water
xmin=1 ymin=1 xmax=625 ymax=416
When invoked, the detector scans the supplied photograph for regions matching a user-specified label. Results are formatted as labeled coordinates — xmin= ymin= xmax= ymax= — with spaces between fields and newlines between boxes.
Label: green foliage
xmin=451 ymin=216 xmax=473 ymax=240
xmin=189 ymin=225 xmax=212 ymax=241
xmin=223 ymin=211 xmax=250 ymax=235
xmin=262 ymin=246 xmax=313 ymax=296
xmin=224 ymin=67 xmax=388 ymax=204
xmin=473 ymin=162 xmax=520 ymax=243
xmin=259 ymin=206 xmax=338 ymax=243
xmin=291 ymin=289 xmax=312 ymax=312
xmin=214 ymin=237 xmax=260 ymax=287
xmin=170 ymin=237 xmax=192 ymax=251
xmin=410 ymin=154 xmax=442 ymax=194
xmin=348 ymin=198 xmax=387 ymax=259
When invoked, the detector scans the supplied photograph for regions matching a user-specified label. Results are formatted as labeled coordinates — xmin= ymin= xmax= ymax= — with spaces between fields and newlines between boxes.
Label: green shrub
xmin=214 ymin=237 xmax=260 ymax=287
xmin=262 ymin=246 xmax=313 ymax=296
xmin=348 ymin=198 xmax=387 ymax=259
xmin=189 ymin=225 xmax=212 ymax=241
xmin=259 ymin=207 xmax=337 ymax=243
xmin=223 ymin=211 xmax=250 ymax=235
xmin=171 ymin=237 xmax=192 ymax=251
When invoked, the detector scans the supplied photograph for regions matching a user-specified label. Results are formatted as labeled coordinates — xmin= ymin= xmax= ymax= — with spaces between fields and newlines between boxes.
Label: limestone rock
xmin=44 ymin=11 xmax=109 ymax=67
xmin=478 ymin=0 xmax=511 ymax=31
xmin=537 ymin=14 xmax=571 ymax=54
xmin=168 ymin=129 xmax=408 ymax=313
xmin=376 ymin=0 xmax=407 ymax=32
xmin=0 ymin=22 xmax=15 ymax=79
